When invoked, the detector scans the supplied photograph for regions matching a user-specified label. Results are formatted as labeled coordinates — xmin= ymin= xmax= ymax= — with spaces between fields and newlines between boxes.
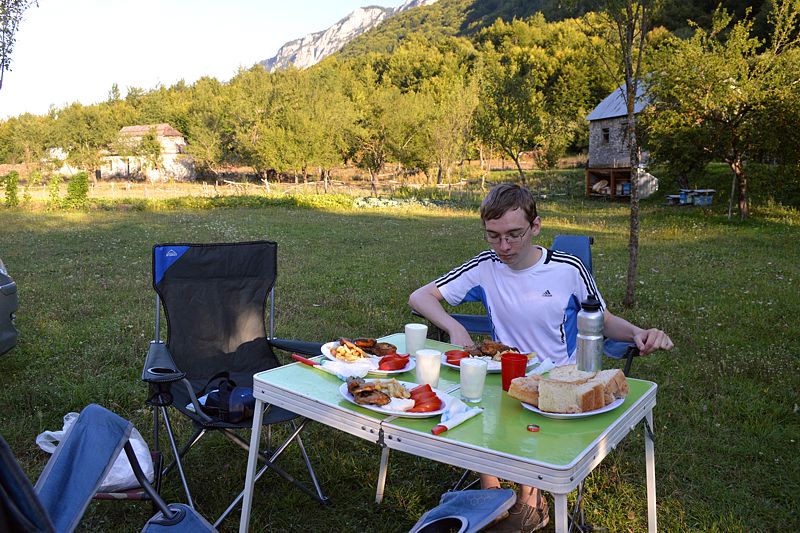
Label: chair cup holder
xmin=147 ymin=367 xmax=179 ymax=377
xmin=416 ymin=516 xmax=468 ymax=533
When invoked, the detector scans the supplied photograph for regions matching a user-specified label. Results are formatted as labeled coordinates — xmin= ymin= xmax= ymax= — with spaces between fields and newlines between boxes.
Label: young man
xmin=408 ymin=183 xmax=673 ymax=532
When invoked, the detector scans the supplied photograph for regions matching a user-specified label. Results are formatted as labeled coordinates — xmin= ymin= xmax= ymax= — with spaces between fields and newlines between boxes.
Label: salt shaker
xmin=576 ymin=296 xmax=604 ymax=372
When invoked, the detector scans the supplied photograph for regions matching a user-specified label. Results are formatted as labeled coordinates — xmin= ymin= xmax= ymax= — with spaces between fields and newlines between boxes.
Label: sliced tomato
xmin=445 ymin=350 xmax=469 ymax=358
xmin=379 ymin=358 xmax=407 ymax=371
xmin=411 ymin=391 xmax=438 ymax=403
xmin=446 ymin=357 xmax=464 ymax=366
xmin=410 ymin=384 xmax=432 ymax=396
xmin=408 ymin=398 xmax=442 ymax=412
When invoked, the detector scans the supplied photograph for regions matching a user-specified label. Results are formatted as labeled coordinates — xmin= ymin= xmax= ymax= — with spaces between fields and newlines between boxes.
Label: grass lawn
xmin=0 ymin=179 xmax=798 ymax=532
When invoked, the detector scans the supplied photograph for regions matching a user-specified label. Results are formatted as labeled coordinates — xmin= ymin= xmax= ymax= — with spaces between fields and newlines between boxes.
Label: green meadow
xmin=0 ymin=176 xmax=798 ymax=532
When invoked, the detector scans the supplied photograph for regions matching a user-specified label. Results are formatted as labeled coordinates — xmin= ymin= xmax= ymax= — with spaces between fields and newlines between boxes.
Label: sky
xmin=1 ymin=0 xmax=406 ymax=119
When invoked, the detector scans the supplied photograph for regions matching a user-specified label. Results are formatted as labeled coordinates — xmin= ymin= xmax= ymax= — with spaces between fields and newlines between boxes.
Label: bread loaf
xmin=508 ymin=364 xmax=629 ymax=414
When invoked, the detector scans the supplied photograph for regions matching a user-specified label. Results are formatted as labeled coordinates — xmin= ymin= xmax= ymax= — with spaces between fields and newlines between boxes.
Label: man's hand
xmin=633 ymin=328 xmax=673 ymax=356
xmin=448 ymin=329 xmax=474 ymax=349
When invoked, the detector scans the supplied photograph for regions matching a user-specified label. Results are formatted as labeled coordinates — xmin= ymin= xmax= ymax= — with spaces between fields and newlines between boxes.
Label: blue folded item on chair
xmin=203 ymin=385 xmax=255 ymax=424
xmin=409 ymin=488 xmax=517 ymax=533
xmin=200 ymin=372 xmax=256 ymax=424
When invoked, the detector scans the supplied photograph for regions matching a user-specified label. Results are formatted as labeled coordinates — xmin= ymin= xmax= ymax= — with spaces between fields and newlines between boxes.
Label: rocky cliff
xmin=260 ymin=0 xmax=438 ymax=72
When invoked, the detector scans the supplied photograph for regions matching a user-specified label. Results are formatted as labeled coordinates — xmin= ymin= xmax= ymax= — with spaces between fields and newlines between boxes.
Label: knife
xmin=291 ymin=353 xmax=321 ymax=367
xmin=291 ymin=353 xmax=341 ymax=378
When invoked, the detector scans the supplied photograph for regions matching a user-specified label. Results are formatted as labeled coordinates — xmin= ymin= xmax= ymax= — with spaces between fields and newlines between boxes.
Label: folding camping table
xmin=239 ymin=334 xmax=658 ymax=533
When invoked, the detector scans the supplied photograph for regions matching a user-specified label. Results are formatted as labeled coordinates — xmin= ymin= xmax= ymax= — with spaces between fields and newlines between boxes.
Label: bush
xmin=65 ymin=172 xmax=90 ymax=209
xmin=3 ymin=171 xmax=19 ymax=208
xmin=47 ymin=175 xmax=62 ymax=209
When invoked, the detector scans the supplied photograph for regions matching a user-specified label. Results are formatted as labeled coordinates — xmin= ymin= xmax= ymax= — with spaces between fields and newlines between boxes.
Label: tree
xmin=644 ymin=0 xmax=800 ymax=220
xmin=473 ymin=49 xmax=546 ymax=185
xmin=0 ymin=0 xmax=36 ymax=91
xmin=589 ymin=0 xmax=653 ymax=308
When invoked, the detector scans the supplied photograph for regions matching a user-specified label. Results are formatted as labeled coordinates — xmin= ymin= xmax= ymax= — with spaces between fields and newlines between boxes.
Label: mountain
xmin=259 ymin=0 xmax=439 ymax=72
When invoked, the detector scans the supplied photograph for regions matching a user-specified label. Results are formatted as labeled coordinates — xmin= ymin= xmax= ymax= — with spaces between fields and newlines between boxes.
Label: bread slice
xmin=547 ymin=364 xmax=596 ymax=384
xmin=507 ymin=375 xmax=541 ymax=407
xmin=594 ymin=369 xmax=629 ymax=403
xmin=538 ymin=373 xmax=606 ymax=413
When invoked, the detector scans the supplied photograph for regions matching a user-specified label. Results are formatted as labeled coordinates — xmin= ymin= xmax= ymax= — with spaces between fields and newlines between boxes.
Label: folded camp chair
xmin=414 ymin=234 xmax=640 ymax=375
xmin=141 ymin=241 xmax=328 ymax=528
xmin=0 ymin=403 xmax=215 ymax=533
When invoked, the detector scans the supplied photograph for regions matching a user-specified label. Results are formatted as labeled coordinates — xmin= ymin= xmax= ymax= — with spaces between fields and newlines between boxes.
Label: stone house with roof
xmin=100 ymin=123 xmax=195 ymax=181
xmin=585 ymin=85 xmax=656 ymax=199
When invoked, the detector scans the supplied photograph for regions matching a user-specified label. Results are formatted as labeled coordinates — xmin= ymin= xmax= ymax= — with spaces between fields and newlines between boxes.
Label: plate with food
xmin=367 ymin=353 xmax=416 ymax=375
xmin=339 ymin=378 xmax=450 ymax=418
xmin=521 ymin=397 xmax=624 ymax=419
xmin=322 ymin=337 xmax=399 ymax=362
xmin=441 ymin=343 xmax=538 ymax=373
xmin=509 ymin=365 xmax=629 ymax=419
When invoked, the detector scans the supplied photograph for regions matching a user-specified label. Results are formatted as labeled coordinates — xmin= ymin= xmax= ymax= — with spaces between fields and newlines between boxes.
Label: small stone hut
xmin=585 ymin=85 xmax=650 ymax=199
xmin=101 ymin=123 xmax=195 ymax=181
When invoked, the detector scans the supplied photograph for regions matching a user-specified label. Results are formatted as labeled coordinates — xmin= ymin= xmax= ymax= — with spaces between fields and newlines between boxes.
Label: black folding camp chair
xmin=415 ymin=234 xmax=640 ymax=375
xmin=141 ymin=241 xmax=328 ymax=528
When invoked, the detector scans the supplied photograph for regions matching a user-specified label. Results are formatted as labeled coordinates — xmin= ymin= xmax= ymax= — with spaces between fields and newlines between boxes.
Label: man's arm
xmin=603 ymin=310 xmax=673 ymax=356
xmin=408 ymin=282 xmax=474 ymax=347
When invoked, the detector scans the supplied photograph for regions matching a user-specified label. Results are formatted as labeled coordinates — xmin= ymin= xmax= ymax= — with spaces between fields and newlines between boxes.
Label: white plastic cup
xmin=405 ymin=323 xmax=428 ymax=357
xmin=415 ymin=349 xmax=442 ymax=388
xmin=459 ymin=358 xmax=488 ymax=403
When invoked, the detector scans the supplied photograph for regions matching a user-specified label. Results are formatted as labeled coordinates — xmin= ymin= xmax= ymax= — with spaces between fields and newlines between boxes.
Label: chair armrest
xmin=270 ymin=338 xmax=323 ymax=356
xmin=142 ymin=342 xmax=185 ymax=383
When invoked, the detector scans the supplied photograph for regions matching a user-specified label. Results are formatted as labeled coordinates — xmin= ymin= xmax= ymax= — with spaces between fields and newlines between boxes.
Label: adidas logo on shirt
xmin=542 ymin=290 xmax=552 ymax=297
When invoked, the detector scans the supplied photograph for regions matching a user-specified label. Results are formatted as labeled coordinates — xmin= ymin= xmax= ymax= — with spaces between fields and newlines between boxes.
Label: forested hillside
xmin=1 ymin=0 xmax=797 ymax=210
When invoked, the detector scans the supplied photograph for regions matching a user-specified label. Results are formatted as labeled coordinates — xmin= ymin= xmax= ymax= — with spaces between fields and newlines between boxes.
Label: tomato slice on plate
xmin=410 ymin=384 xmax=432 ymax=396
xmin=408 ymin=398 xmax=443 ymax=412
xmin=444 ymin=350 xmax=469 ymax=358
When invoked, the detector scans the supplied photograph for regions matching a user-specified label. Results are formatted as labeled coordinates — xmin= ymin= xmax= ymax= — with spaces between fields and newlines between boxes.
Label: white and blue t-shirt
xmin=436 ymin=246 xmax=605 ymax=366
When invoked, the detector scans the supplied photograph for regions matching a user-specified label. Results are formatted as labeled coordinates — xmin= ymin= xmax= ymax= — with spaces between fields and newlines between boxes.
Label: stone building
xmin=585 ymin=85 xmax=652 ymax=199
xmin=101 ymin=123 xmax=195 ymax=181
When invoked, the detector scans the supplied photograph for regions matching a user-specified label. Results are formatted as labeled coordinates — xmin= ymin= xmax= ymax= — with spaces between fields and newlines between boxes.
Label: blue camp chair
xmin=0 ymin=403 xmax=215 ymax=532
xmin=414 ymin=234 xmax=640 ymax=375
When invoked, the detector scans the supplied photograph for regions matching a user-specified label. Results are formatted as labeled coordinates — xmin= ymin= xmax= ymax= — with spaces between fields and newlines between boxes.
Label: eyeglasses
xmin=484 ymin=224 xmax=532 ymax=245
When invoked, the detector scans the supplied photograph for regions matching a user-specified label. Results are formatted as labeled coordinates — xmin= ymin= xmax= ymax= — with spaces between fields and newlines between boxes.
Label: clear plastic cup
xmin=415 ymin=349 xmax=441 ymax=388
xmin=459 ymin=358 xmax=488 ymax=402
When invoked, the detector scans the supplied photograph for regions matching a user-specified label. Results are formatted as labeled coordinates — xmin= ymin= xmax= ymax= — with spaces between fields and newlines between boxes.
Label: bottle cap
xmin=581 ymin=296 xmax=601 ymax=312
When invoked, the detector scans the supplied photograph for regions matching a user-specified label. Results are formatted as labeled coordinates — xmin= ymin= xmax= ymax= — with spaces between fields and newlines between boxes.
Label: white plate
xmin=441 ymin=353 xmax=538 ymax=374
xmin=321 ymin=340 xmax=371 ymax=362
xmin=322 ymin=341 xmax=414 ymax=374
xmin=338 ymin=379 xmax=450 ymax=418
xmin=520 ymin=397 xmax=625 ymax=419
xmin=368 ymin=358 xmax=416 ymax=375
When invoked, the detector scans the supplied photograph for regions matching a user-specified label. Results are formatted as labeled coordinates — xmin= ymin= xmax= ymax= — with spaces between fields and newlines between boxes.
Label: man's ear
xmin=531 ymin=216 xmax=542 ymax=236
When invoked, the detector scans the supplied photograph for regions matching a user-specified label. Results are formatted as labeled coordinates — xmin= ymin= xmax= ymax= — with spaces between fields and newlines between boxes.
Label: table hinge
xmin=644 ymin=417 xmax=655 ymax=442
xmin=377 ymin=428 xmax=386 ymax=448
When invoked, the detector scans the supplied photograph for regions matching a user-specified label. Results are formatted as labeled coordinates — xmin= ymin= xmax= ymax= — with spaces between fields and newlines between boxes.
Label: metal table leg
xmin=239 ymin=398 xmax=265 ymax=533
xmin=554 ymin=492 xmax=568 ymax=533
xmin=645 ymin=410 xmax=657 ymax=532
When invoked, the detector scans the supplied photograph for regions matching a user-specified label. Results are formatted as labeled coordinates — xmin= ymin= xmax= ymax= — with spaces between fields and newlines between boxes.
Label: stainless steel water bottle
xmin=576 ymin=296 xmax=604 ymax=372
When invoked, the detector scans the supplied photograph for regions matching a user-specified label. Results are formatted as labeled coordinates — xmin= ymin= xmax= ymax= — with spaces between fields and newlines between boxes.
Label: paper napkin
xmin=527 ymin=357 xmax=556 ymax=376
xmin=320 ymin=359 xmax=375 ymax=380
xmin=431 ymin=398 xmax=483 ymax=435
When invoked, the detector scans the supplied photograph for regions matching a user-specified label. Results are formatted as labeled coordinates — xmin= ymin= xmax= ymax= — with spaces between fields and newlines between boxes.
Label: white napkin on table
xmin=320 ymin=359 xmax=375 ymax=380
xmin=527 ymin=357 xmax=556 ymax=376
xmin=431 ymin=398 xmax=483 ymax=435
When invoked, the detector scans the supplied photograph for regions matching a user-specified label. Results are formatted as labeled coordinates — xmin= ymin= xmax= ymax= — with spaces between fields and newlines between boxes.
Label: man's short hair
xmin=480 ymin=184 xmax=538 ymax=224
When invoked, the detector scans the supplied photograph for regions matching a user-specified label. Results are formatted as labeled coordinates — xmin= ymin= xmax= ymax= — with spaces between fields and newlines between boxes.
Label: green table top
xmin=256 ymin=334 xmax=656 ymax=469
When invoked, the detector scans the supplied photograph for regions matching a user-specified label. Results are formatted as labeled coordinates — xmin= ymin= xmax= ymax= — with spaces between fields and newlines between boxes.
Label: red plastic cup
xmin=501 ymin=352 xmax=528 ymax=391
